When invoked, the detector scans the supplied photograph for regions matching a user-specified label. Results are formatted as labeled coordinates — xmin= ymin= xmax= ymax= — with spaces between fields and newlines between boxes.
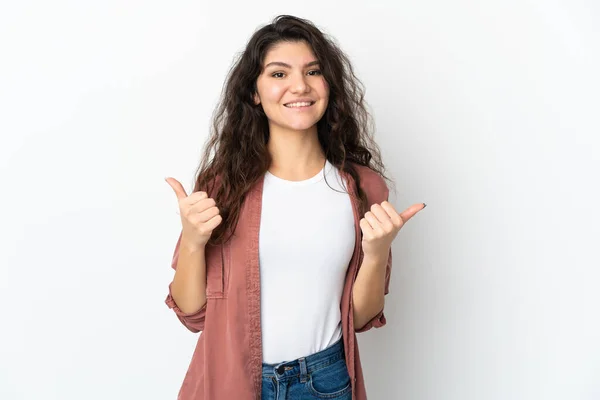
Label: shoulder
xmin=349 ymin=162 xmax=389 ymax=204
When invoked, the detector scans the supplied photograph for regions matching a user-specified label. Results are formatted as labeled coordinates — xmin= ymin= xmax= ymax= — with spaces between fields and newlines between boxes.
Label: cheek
xmin=256 ymin=77 xmax=283 ymax=103
xmin=317 ymin=79 xmax=330 ymax=98
xmin=269 ymin=86 xmax=287 ymax=102
xmin=260 ymin=82 xmax=285 ymax=103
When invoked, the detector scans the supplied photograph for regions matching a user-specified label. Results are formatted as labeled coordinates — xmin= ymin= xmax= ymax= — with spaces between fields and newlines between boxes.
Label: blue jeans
xmin=261 ymin=338 xmax=352 ymax=399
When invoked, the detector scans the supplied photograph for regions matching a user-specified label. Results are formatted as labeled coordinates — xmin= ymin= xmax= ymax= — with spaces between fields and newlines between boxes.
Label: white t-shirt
xmin=259 ymin=159 xmax=356 ymax=364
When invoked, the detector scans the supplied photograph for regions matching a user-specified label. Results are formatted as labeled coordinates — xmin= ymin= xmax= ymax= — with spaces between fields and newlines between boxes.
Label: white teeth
xmin=285 ymin=101 xmax=313 ymax=108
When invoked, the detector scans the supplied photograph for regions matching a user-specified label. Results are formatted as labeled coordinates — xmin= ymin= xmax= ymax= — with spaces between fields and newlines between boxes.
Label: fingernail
xmin=422 ymin=203 xmax=427 ymax=208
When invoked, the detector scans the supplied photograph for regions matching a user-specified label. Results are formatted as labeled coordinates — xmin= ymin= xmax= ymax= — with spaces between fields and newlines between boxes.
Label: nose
xmin=290 ymin=72 xmax=310 ymax=93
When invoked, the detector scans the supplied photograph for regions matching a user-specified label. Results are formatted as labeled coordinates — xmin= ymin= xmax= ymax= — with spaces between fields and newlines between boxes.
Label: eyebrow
xmin=264 ymin=60 xmax=321 ymax=69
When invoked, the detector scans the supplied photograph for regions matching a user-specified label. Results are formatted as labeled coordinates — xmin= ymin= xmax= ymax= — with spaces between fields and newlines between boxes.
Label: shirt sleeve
xmin=164 ymin=231 xmax=207 ymax=333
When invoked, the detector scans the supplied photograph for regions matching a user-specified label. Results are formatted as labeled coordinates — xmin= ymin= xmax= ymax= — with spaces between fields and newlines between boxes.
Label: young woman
xmin=164 ymin=15 xmax=425 ymax=400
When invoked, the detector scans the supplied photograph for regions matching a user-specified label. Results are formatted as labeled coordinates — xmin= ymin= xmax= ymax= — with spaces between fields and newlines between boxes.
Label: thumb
xmin=399 ymin=203 xmax=427 ymax=223
xmin=165 ymin=177 xmax=188 ymax=200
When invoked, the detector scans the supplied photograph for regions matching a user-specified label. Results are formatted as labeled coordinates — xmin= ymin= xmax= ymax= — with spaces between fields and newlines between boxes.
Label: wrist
xmin=361 ymin=252 xmax=388 ymax=268
xmin=180 ymin=236 xmax=206 ymax=253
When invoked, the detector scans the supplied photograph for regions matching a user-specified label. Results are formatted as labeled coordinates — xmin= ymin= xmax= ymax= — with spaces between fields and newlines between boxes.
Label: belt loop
xmin=299 ymin=357 xmax=308 ymax=383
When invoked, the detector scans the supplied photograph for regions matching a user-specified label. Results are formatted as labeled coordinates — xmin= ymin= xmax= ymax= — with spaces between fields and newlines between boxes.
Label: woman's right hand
xmin=165 ymin=177 xmax=223 ymax=249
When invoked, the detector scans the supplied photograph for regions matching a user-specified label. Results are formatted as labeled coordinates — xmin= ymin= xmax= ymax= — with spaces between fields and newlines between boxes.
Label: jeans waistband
xmin=262 ymin=338 xmax=345 ymax=382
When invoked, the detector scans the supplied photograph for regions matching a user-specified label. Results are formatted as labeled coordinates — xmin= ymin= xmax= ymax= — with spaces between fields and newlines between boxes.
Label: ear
xmin=253 ymin=92 xmax=260 ymax=105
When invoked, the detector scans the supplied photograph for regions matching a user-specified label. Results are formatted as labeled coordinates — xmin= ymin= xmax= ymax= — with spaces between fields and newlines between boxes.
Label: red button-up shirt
xmin=165 ymin=162 xmax=392 ymax=399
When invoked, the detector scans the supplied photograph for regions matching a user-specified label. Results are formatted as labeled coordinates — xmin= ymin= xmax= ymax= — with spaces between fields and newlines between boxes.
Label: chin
xmin=285 ymin=116 xmax=325 ymax=131
xmin=286 ymin=122 xmax=320 ymax=132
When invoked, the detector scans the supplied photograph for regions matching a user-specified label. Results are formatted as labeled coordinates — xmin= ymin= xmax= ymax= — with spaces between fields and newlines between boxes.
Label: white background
xmin=1 ymin=1 xmax=599 ymax=399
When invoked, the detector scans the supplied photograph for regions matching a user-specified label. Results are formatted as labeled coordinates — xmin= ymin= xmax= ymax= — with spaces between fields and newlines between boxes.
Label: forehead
xmin=263 ymin=41 xmax=317 ymax=64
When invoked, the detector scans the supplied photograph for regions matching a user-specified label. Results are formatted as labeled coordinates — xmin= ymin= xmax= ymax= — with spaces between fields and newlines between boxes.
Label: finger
xmin=399 ymin=203 xmax=427 ymax=223
xmin=370 ymin=204 xmax=394 ymax=230
xmin=364 ymin=211 xmax=385 ymax=235
xmin=203 ymin=213 xmax=223 ymax=231
xmin=359 ymin=218 xmax=374 ymax=238
xmin=189 ymin=197 xmax=216 ymax=215
xmin=165 ymin=177 xmax=188 ymax=200
xmin=186 ymin=190 xmax=208 ymax=205
xmin=380 ymin=201 xmax=403 ymax=227
xmin=195 ymin=205 xmax=220 ymax=222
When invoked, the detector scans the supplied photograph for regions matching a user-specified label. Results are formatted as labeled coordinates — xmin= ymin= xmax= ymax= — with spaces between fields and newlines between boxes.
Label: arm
xmin=352 ymin=248 xmax=392 ymax=332
xmin=164 ymin=232 xmax=208 ymax=333
xmin=351 ymin=180 xmax=423 ymax=332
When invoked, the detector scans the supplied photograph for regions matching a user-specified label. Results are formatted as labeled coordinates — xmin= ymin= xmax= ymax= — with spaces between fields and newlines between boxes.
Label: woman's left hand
xmin=360 ymin=201 xmax=426 ymax=262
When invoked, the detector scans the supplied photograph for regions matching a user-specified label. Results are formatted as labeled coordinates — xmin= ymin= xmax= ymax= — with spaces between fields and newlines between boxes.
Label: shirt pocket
xmin=205 ymin=241 xmax=230 ymax=299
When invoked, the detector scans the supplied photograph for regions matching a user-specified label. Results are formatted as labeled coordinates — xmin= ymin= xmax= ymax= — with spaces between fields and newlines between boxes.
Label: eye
xmin=271 ymin=72 xmax=285 ymax=78
xmin=308 ymin=70 xmax=322 ymax=76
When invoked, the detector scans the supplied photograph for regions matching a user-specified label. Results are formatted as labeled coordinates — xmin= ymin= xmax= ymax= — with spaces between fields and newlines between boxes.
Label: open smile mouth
xmin=283 ymin=101 xmax=315 ymax=108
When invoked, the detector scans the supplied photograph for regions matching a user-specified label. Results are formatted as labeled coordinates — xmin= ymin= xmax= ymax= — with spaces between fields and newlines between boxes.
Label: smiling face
xmin=254 ymin=40 xmax=330 ymax=134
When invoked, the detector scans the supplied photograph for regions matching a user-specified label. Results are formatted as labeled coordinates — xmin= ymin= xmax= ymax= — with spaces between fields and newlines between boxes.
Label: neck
xmin=266 ymin=124 xmax=326 ymax=181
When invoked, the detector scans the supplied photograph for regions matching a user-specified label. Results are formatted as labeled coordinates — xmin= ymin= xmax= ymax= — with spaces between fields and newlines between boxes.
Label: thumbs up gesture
xmin=360 ymin=201 xmax=426 ymax=261
xmin=165 ymin=177 xmax=223 ymax=249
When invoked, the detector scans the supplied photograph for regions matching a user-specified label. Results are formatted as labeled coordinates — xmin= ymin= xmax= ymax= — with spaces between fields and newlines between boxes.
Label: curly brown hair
xmin=192 ymin=15 xmax=393 ymax=245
